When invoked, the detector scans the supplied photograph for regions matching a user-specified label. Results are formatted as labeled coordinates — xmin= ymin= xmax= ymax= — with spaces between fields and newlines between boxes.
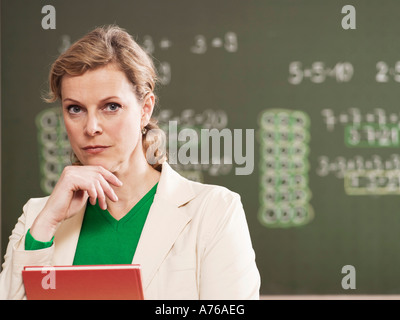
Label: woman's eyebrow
xmin=63 ymin=97 xmax=81 ymax=104
xmin=62 ymin=96 xmax=121 ymax=104
xmin=99 ymin=96 xmax=121 ymax=103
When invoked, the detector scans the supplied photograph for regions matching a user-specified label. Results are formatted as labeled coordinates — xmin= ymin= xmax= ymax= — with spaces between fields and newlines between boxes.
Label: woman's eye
xmin=105 ymin=103 xmax=121 ymax=112
xmin=67 ymin=105 xmax=82 ymax=114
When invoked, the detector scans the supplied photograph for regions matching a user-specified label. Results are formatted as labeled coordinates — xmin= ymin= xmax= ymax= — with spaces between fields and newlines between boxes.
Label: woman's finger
xmin=94 ymin=180 xmax=107 ymax=210
xmin=97 ymin=166 xmax=123 ymax=187
xmin=87 ymin=183 xmax=98 ymax=206
xmin=98 ymin=174 xmax=119 ymax=203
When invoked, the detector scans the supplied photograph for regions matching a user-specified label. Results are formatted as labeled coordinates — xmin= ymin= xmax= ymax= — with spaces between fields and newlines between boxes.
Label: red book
xmin=22 ymin=265 xmax=144 ymax=300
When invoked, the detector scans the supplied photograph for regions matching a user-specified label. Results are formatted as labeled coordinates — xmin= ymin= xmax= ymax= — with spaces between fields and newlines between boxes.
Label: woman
xmin=0 ymin=25 xmax=260 ymax=299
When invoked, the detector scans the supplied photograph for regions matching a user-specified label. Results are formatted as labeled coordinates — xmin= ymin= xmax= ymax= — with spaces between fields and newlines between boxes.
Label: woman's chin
xmin=82 ymin=160 xmax=113 ymax=170
xmin=79 ymin=157 xmax=124 ymax=174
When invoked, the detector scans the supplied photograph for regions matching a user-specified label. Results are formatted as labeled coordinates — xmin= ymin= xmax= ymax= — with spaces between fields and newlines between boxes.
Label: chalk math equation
xmin=318 ymin=107 xmax=400 ymax=196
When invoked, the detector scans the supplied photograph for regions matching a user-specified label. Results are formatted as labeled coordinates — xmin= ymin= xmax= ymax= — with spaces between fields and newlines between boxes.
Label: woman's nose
xmin=85 ymin=113 xmax=103 ymax=136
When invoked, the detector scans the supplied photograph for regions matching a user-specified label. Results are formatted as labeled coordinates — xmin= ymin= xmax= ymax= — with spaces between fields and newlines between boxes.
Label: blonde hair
xmin=45 ymin=25 xmax=167 ymax=170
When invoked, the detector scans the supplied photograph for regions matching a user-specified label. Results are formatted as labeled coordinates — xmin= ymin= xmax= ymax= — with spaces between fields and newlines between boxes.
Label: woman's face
xmin=61 ymin=63 xmax=154 ymax=174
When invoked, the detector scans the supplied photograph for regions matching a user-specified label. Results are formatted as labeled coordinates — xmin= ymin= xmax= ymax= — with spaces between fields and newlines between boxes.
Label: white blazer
xmin=0 ymin=162 xmax=260 ymax=300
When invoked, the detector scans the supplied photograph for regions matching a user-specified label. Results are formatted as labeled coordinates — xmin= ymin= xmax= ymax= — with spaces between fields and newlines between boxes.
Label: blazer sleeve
xmin=0 ymin=199 xmax=54 ymax=300
xmin=199 ymin=190 xmax=261 ymax=299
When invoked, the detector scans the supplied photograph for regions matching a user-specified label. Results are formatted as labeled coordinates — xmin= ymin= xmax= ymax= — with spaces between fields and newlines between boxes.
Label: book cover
xmin=22 ymin=264 xmax=144 ymax=300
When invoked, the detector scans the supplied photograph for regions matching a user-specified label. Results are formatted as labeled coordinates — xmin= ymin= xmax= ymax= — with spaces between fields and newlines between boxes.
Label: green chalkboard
xmin=3 ymin=0 xmax=400 ymax=295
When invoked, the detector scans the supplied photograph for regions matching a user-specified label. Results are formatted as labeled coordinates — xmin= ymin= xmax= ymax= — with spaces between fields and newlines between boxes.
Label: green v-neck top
xmin=25 ymin=183 xmax=158 ymax=266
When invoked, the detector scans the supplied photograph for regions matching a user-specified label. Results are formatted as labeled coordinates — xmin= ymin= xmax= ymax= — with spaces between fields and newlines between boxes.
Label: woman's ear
xmin=141 ymin=93 xmax=155 ymax=126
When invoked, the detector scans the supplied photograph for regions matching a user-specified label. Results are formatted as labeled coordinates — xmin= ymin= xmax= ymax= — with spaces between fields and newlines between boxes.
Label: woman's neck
xmin=106 ymin=157 xmax=161 ymax=220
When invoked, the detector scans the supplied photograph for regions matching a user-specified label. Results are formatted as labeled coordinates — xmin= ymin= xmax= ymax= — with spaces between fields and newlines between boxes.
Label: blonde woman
xmin=0 ymin=25 xmax=260 ymax=300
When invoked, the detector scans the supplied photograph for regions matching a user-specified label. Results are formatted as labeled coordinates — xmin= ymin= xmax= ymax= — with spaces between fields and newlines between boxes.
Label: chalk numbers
xmin=157 ymin=61 xmax=172 ymax=85
xmin=376 ymin=61 xmax=400 ymax=83
xmin=156 ymin=108 xmax=231 ymax=178
xmin=289 ymin=61 xmax=354 ymax=85
xmin=191 ymin=32 xmax=238 ymax=54
xmin=191 ymin=35 xmax=207 ymax=54
xmin=140 ymin=32 xmax=238 ymax=85
xmin=36 ymin=107 xmax=71 ymax=194
xmin=142 ymin=35 xmax=156 ymax=54
xmin=289 ymin=61 xmax=400 ymax=84
xmin=258 ymin=109 xmax=314 ymax=228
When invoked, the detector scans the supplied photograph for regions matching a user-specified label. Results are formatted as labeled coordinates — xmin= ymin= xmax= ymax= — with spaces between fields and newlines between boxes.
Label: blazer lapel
xmin=52 ymin=205 xmax=85 ymax=265
xmin=132 ymin=162 xmax=196 ymax=289
xmin=132 ymin=195 xmax=191 ymax=289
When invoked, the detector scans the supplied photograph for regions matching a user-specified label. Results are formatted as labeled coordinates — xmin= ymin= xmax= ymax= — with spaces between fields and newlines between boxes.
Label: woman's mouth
xmin=82 ymin=145 xmax=110 ymax=154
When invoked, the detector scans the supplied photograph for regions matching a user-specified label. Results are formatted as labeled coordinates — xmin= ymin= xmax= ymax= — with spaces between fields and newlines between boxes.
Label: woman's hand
xmin=30 ymin=165 xmax=122 ymax=242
